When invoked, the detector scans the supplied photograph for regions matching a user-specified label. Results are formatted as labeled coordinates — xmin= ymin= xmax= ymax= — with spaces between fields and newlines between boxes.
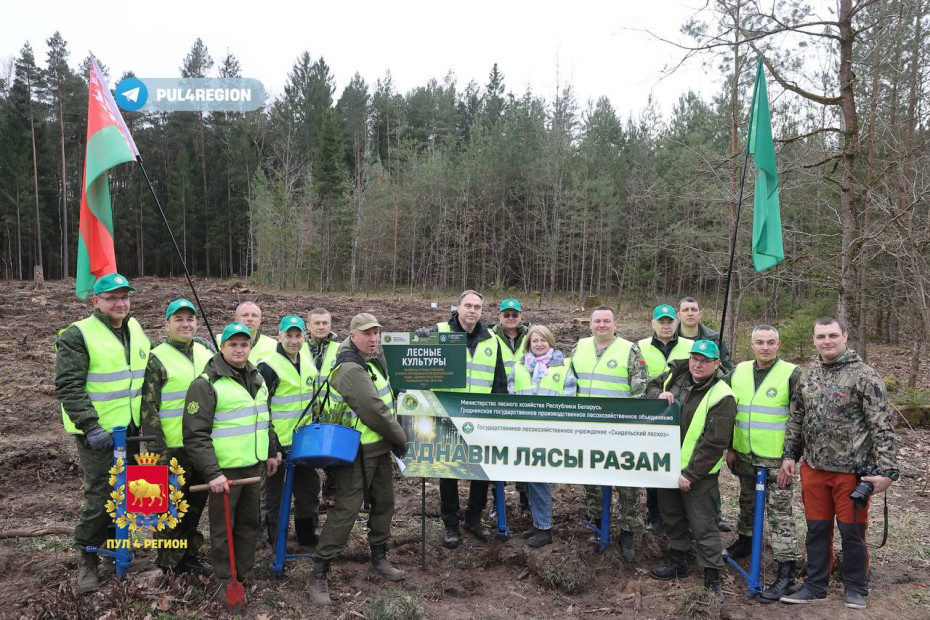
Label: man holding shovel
xmin=184 ymin=322 xmax=281 ymax=594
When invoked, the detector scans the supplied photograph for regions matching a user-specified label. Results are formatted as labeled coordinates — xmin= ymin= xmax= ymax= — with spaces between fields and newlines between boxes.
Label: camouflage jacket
xmin=676 ymin=322 xmax=731 ymax=373
xmin=646 ymin=359 xmax=737 ymax=482
xmin=489 ymin=321 xmax=530 ymax=354
xmin=140 ymin=337 xmax=214 ymax=459
xmin=782 ymin=348 xmax=896 ymax=474
xmin=55 ymin=310 xmax=150 ymax=434
xmin=571 ymin=337 xmax=649 ymax=397
xmin=307 ymin=333 xmax=339 ymax=371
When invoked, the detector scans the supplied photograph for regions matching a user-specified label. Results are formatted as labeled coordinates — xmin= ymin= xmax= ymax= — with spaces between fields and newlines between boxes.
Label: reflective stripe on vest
xmin=513 ymin=358 xmax=572 ymax=396
xmin=151 ymin=341 xmax=212 ymax=447
xmin=263 ymin=350 xmax=319 ymax=447
xmin=495 ymin=332 xmax=526 ymax=381
xmin=666 ymin=375 xmax=735 ymax=474
xmin=208 ymin=374 xmax=270 ymax=468
xmin=637 ymin=337 xmax=694 ymax=378
xmin=436 ymin=323 xmax=500 ymax=393
xmin=329 ymin=360 xmax=396 ymax=445
xmin=301 ymin=339 xmax=341 ymax=408
xmin=573 ymin=337 xmax=632 ymax=398
xmin=61 ymin=316 xmax=150 ymax=435
xmin=730 ymin=360 xmax=796 ymax=458
xmin=248 ymin=334 xmax=278 ymax=365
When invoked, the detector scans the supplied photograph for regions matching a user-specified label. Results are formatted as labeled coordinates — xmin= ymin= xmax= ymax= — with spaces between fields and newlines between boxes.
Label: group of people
xmin=56 ymin=275 xmax=898 ymax=611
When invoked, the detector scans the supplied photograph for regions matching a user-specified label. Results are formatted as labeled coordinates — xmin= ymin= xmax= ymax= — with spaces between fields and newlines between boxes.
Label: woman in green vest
xmin=510 ymin=325 xmax=576 ymax=548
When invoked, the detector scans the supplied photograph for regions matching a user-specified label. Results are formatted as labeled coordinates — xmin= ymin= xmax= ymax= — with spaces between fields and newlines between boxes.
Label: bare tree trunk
xmin=725 ymin=0 xmax=744 ymax=351
xmin=15 ymin=184 xmax=23 ymax=280
xmin=58 ymin=91 xmax=69 ymax=277
xmin=29 ymin=97 xmax=43 ymax=272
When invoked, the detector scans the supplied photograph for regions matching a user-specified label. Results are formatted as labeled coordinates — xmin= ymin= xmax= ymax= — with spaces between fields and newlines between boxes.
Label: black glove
xmin=85 ymin=426 xmax=113 ymax=451
xmin=392 ymin=444 xmax=405 ymax=459
xmin=414 ymin=327 xmax=432 ymax=338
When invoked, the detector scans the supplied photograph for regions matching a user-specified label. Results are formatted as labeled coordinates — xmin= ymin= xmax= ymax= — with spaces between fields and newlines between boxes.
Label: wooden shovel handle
xmin=189 ymin=476 xmax=261 ymax=493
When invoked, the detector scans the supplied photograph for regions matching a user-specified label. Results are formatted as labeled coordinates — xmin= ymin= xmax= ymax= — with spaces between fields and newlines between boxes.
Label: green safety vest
xmin=730 ymin=360 xmax=796 ymax=458
xmin=248 ymin=334 xmax=278 ymax=365
xmin=637 ymin=336 xmax=694 ymax=378
xmin=208 ymin=373 xmax=270 ymax=469
xmin=513 ymin=358 xmax=572 ymax=396
xmin=301 ymin=339 xmax=341 ymax=407
xmin=573 ymin=337 xmax=633 ymax=398
xmin=437 ymin=323 xmax=500 ymax=393
xmin=664 ymin=374 xmax=735 ymax=474
xmin=495 ymin=331 xmax=527 ymax=381
xmin=263 ymin=350 xmax=319 ymax=447
xmin=151 ymin=341 xmax=212 ymax=448
xmin=329 ymin=359 xmax=396 ymax=445
xmin=61 ymin=316 xmax=150 ymax=435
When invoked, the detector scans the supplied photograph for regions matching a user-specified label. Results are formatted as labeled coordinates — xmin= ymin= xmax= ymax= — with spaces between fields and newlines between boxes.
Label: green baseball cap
xmin=691 ymin=339 xmax=720 ymax=359
xmin=221 ymin=322 xmax=252 ymax=344
xmin=499 ymin=298 xmax=522 ymax=312
xmin=165 ymin=298 xmax=197 ymax=319
xmin=279 ymin=314 xmax=306 ymax=332
xmin=653 ymin=304 xmax=677 ymax=321
xmin=92 ymin=273 xmax=136 ymax=295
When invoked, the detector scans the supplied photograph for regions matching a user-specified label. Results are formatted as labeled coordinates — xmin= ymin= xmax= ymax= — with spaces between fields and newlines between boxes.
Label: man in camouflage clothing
xmin=779 ymin=317 xmax=898 ymax=610
xmin=723 ymin=325 xmax=802 ymax=602
xmin=140 ymin=299 xmax=214 ymax=575
xmin=571 ymin=305 xmax=648 ymax=562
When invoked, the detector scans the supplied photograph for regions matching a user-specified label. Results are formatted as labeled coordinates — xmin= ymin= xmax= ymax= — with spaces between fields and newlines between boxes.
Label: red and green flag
xmin=76 ymin=56 xmax=139 ymax=299
xmin=747 ymin=57 xmax=784 ymax=272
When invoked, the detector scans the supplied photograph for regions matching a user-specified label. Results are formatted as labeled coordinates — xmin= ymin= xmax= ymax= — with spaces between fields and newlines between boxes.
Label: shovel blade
xmin=226 ymin=580 xmax=246 ymax=609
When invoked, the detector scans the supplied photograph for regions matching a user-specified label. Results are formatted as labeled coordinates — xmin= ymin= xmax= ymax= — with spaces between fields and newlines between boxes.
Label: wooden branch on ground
xmin=0 ymin=525 xmax=74 ymax=539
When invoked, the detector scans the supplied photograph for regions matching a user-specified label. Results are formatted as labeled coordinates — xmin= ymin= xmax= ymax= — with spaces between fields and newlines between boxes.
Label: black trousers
xmin=439 ymin=478 xmax=489 ymax=526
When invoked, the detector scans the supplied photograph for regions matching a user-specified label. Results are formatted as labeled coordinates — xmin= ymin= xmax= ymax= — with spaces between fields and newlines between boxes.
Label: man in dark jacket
xmin=308 ymin=313 xmax=408 ymax=606
xmin=646 ymin=340 xmax=737 ymax=603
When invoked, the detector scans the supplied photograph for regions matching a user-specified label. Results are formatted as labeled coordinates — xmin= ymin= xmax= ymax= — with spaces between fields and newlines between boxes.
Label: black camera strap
xmin=852 ymin=492 xmax=888 ymax=549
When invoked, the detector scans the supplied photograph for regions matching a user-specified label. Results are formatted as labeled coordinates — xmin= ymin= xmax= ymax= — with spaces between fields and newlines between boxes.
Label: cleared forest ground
xmin=0 ymin=277 xmax=927 ymax=619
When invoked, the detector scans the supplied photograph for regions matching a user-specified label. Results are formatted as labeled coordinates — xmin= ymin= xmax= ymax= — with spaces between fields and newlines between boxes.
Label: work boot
xmin=717 ymin=518 xmax=732 ymax=533
xmin=650 ymin=549 xmax=689 ymax=580
xmin=722 ymin=534 xmax=752 ymax=560
xmin=618 ymin=530 xmax=635 ymax=563
xmin=463 ymin=518 xmax=490 ymax=542
xmin=704 ymin=568 xmax=724 ymax=604
xmin=370 ymin=544 xmax=406 ymax=581
xmin=77 ymin=553 xmax=99 ymax=594
xmin=526 ymin=528 xmax=553 ymax=548
xmin=522 ymin=526 xmax=543 ymax=540
xmin=308 ymin=559 xmax=332 ymax=606
xmin=295 ymin=517 xmax=319 ymax=546
xmin=443 ymin=525 xmax=462 ymax=549
xmin=759 ymin=561 xmax=796 ymax=603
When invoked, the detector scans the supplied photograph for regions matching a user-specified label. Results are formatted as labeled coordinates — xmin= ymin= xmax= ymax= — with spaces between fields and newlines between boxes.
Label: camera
xmin=849 ymin=464 xmax=881 ymax=507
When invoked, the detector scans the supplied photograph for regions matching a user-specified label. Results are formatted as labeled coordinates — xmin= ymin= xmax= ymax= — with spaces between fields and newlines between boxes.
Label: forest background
xmin=0 ymin=0 xmax=928 ymax=387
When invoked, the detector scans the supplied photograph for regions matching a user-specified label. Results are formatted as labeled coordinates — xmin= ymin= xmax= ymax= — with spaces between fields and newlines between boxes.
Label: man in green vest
xmin=723 ymin=324 xmax=801 ymax=602
xmin=571 ymin=305 xmax=648 ymax=562
xmin=235 ymin=301 xmax=278 ymax=364
xmin=308 ymin=313 xmax=408 ymax=607
xmin=183 ymin=322 xmax=280 ymax=591
xmin=638 ymin=304 xmax=694 ymax=534
xmin=646 ymin=340 xmax=737 ymax=603
xmin=416 ymin=290 xmax=508 ymax=549
xmin=56 ymin=273 xmax=151 ymax=594
xmin=258 ymin=315 xmax=321 ymax=547
xmin=140 ymin=298 xmax=213 ymax=576
xmin=302 ymin=307 xmax=341 ymax=504
xmin=489 ymin=297 xmax=531 ymax=517
xmin=676 ymin=296 xmax=732 ymax=532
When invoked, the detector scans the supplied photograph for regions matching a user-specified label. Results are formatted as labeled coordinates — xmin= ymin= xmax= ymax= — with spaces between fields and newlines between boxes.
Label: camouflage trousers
xmin=734 ymin=451 xmax=800 ymax=562
xmin=154 ymin=449 xmax=207 ymax=569
xmin=583 ymin=484 xmax=643 ymax=533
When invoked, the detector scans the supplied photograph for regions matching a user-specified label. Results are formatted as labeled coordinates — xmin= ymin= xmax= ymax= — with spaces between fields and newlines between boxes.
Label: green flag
xmin=748 ymin=57 xmax=784 ymax=272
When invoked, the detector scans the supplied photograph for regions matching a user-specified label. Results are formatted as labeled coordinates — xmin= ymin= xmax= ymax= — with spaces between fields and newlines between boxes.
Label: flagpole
xmin=718 ymin=60 xmax=760 ymax=347
xmin=135 ymin=156 xmax=218 ymax=345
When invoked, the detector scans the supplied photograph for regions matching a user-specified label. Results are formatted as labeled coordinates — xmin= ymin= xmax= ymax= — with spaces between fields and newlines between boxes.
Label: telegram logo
xmin=115 ymin=78 xmax=148 ymax=112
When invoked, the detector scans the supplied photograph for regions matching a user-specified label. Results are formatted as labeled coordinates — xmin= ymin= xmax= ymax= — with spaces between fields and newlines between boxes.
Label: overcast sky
xmin=2 ymin=0 xmax=717 ymax=119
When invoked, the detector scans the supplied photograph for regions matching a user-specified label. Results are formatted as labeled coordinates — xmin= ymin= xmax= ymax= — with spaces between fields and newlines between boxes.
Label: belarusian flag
xmin=76 ymin=55 xmax=139 ymax=299
xmin=748 ymin=56 xmax=784 ymax=272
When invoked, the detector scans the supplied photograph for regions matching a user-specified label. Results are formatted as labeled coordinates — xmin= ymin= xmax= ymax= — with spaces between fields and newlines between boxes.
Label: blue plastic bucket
xmin=290 ymin=423 xmax=361 ymax=467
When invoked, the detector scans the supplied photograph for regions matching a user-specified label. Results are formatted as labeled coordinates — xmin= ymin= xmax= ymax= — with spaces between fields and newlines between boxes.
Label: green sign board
xmin=381 ymin=332 xmax=466 ymax=390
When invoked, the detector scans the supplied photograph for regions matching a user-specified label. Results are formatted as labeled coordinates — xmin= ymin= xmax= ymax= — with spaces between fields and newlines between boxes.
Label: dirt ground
xmin=1 ymin=277 xmax=928 ymax=620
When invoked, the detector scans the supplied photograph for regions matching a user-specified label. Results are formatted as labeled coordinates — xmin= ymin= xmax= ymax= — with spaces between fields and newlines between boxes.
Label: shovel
xmin=222 ymin=490 xmax=246 ymax=610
